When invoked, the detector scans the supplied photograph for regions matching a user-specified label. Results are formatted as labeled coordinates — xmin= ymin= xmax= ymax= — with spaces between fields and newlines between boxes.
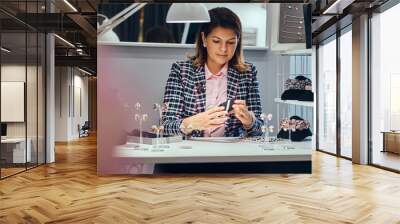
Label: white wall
xmin=55 ymin=67 xmax=89 ymax=141
xmin=98 ymin=44 xmax=290 ymax=134
xmin=72 ymin=73 xmax=89 ymax=138
xmin=1 ymin=64 xmax=26 ymax=119
xmin=1 ymin=65 xmax=26 ymax=140
xmin=1 ymin=65 xmax=39 ymax=137
xmin=1 ymin=64 xmax=46 ymax=164
xmin=204 ymin=3 xmax=267 ymax=47
xmin=55 ymin=66 xmax=68 ymax=141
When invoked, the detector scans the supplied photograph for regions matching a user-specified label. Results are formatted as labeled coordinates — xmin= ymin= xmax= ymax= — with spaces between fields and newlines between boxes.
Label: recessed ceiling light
xmin=1 ymin=47 xmax=11 ymax=53
xmin=78 ymin=67 xmax=93 ymax=76
xmin=54 ymin=34 xmax=75 ymax=48
xmin=323 ymin=0 xmax=355 ymax=15
xmin=63 ymin=0 xmax=78 ymax=12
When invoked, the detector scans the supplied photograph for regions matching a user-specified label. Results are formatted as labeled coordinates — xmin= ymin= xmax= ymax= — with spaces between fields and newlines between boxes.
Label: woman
xmin=162 ymin=7 xmax=263 ymax=137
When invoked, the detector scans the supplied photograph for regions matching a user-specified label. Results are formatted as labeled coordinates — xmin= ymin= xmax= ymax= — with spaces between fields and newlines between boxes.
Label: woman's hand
xmin=181 ymin=106 xmax=228 ymax=134
xmin=231 ymin=100 xmax=253 ymax=129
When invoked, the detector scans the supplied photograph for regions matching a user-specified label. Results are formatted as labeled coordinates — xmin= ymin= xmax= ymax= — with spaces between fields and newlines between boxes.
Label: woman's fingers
xmin=233 ymin=100 xmax=248 ymax=116
xmin=209 ymin=116 xmax=228 ymax=125
xmin=209 ymin=110 xmax=228 ymax=118
xmin=207 ymin=123 xmax=226 ymax=129
xmin=187 ymin=101 xmax=252 ymax=130
xmin=206 ymin=106 xmax=225 ymax=115
xmin=234 ymin=100 xmax=246 ymax=106
xmin=236 ymin=110 xmax=245 ymax=118
xmin=232 ymin=104 xmax=247 ymax=111
xmin=232 ymin=105 xmax=246 ymax=115
xmin=232 ymin=104 xmax=251 ymax=124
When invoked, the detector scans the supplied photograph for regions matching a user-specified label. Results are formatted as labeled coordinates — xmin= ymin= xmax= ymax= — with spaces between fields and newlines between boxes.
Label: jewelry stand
xmin=259 ymin=113 xmax=276 ymax=150
xmin=127 ymin=102 xmax=149 ymax=151
xmin=151 ymin=103 xmax=170 ymax=152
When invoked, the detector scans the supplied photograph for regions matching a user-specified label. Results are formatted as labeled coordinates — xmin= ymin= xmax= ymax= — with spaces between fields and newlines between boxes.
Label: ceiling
xmin=0 ymin=0 xmax=395 ymax=75
xmin=0 ymin=0 xmax=99 ymax=74
xmin=310 ymin=0 xmax=390 ymax=43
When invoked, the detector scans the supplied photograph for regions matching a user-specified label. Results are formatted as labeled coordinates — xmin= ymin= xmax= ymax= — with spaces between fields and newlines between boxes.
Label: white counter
xmin=114 ymin=138 xmax=312 ymax=164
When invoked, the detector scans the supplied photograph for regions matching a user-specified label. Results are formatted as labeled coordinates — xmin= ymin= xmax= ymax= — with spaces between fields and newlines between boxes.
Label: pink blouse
xmin=204 ymin=63 xmax=228 ymax=137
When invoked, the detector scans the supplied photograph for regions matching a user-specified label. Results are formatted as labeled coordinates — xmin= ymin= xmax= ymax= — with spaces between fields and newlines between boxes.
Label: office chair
xmin=79 ymin=121 xmax=90 ymax=138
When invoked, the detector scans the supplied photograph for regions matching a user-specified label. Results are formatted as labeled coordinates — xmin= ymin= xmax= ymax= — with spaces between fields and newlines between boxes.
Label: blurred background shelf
xmin=274 ymin=98 xmax=314 ymax=107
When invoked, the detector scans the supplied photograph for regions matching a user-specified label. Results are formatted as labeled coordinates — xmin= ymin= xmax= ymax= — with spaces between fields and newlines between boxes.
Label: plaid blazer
xmin=162 ymin=60 xmax=263 ymax=137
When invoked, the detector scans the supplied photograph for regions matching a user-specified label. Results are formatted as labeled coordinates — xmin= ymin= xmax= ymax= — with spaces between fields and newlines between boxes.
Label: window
xmin=0 ymin=1 xmax=47 ymax=179
xmin=317 ymin=35 xmax=337 ymax=154
xmin=370 ymin=3 xmax=400 ymax=171
xmin=339 ymin=27 xmax=352 ymax=158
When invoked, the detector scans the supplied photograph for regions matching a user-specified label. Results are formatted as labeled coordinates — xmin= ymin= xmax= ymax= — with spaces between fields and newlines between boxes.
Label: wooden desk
xmin=382 ymin=131 xmax=400 ymax=154
xmin=1 ymin=138 xmax=32 ymax=163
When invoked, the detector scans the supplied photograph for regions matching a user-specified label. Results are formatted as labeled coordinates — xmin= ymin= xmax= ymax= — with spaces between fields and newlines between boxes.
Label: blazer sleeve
xmin=245 ymin=64 xmax=264 ymax=136
xmin=161 ymin=62 xmax=185 ymax=136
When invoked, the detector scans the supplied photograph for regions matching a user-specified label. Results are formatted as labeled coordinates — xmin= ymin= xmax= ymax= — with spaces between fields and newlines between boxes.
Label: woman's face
xmin=202 ymin=26 xmax=238 ymax=66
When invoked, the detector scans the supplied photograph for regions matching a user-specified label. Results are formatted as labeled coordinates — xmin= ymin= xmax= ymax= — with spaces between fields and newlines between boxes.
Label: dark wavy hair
xmin=190 ymin=7 xmax=249 ymax=73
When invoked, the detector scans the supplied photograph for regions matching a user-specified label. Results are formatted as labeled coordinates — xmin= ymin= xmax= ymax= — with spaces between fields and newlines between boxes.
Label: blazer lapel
xmin=227 ymin=67 xmax=239 ymax=100
xmin=194 ymin=65 xmax=206 ymax=113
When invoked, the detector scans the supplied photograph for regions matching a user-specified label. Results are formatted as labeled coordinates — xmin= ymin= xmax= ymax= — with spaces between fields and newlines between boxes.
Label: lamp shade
xmin=98 ymin=30 xmax=120 ymax=42
xmin=97 ymin=15 xmax=120 ymax=42
xmin=166 ymin=3 xmax=210 ymax=23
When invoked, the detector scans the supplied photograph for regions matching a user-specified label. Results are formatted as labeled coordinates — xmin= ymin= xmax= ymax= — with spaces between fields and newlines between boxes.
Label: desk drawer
xmin=384 ymin=133 xmax=400 ymax=154
xmin=0 ymin=140 xmax=31 ymax=163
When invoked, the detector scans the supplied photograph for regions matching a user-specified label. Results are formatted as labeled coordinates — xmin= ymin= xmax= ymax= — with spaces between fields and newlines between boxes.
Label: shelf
xmin=274 ymin=98 xmax=314 ymax=107
xmin=98 ymin=41 xmax=268 ymax=51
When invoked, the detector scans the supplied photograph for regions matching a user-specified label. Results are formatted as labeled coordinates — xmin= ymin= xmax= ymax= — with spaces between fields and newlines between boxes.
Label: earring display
xmin=281 ymin=35 xmax=304 ymax=41
xmin=125 ymin=102 xmax=149 ymax=151
xmin=151 ymin=125 xmax=169 ymax=152
xmin=279 ymin=3 xmax=305 ymax=44
xmin=284 ymin=20 xmax=303 ymax=25
xmin=287 ymin=4 xmax=299 ymax=10
xmin=286 ymin=25 xmax=303 ymax=29
xmin=151 ymin=103 xmax=170 ymax=152
xmin=258 ymin=112 xmax=278 ymax=150
xmin=282 ymin=119 xmax=293 ymax=142
xmin=281 ymin=75 xmax=314 ymax=102
xmin=277 ymin=116 xmax=312 ymax=142
xmin=260 ymin=113 xmax=274 ymax=142
xmin=126 ymin=102 xmax=181 ymax=150
xmin=134 ymin=102 xmax=148 ymax=144
xmin=284 ymin=14 xmax=303 ymax=20
xmin=153 ymin=103 xmax=168 ymax=126
xmin=281 ymin=30 xmax=303 ymax=36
